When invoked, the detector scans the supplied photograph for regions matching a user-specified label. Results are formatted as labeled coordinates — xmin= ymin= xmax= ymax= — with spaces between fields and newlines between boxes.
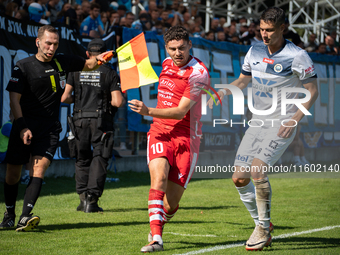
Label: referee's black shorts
xmin=5 ymin=118 xmax=62 ymax=165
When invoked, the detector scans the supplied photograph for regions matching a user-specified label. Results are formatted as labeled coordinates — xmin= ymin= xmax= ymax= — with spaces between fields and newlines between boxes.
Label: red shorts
xmin=147 ymin=123 xmax=200 ymax=188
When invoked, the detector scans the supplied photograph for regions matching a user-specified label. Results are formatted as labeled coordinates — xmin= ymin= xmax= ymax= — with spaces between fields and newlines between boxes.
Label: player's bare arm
xmin=61 ymin=84 xmax=74 ymax=104
xmin=9 ymin=91 xmax=33 ymax=145
xmin=277 ymin=79 xmax=318 ymax=138
xmin=129 ymin=96 xmax=195 ymax=120
xmin=207 ymin=73 xmax=252 ymax=109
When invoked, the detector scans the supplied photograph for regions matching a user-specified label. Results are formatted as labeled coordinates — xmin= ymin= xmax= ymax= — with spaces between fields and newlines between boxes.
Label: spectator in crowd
xmin=117 ymin=4 xmax=127 ymax=18
xmin=132 ymin=12 xmax=152 ymax=32
xmin=167 ymin=12 xmax=181 ymax=27
xmin=5 ymin=2 xmax=18 ymax=17
xmin=226 ymin=25 xmax=238 ymax=42
xmin=325 ymin=35 xmax=339 ymax=55
xmin=47 ymin=0 xmax=60 ymax=24
xmin=81 ymin=0 xmax=90 ymax=19
xmin=80 ymin=3 xmax=104 ymax=37
xmin=239 ymin=23 xmax=249 ymax=37
xmin=241 ymin=22 xmax=262 ymax=46
xmin=65 ymin=7 xmax=79 ymax=33
xmin=55 ymin=2 xmax=71 ymax=24
xmin=14 ymin=9 xmax=29 ymax=21
xmin=182 ymin=11 xmax=191 ymax=24
xmin=316 ymin=42 xmax=327 ymax=54
xmin=109 ymin=10 xmax=120 ymax=27
xmin=28 ymin=2 xmax=48 ymax=24
xmin=216 ymin=30 xmax=226 ymax=41
xmin=124 ymin=12 xmax=135 ymax=28
xmin=119 ymin=16 xmax=126 ymax=26
xmin=219 ymin=17 xmax=226 ymax=28
xmin=95 ymin=0 xmax=109 ymax=13
xmin=37 ymin=0 xmax=50 ymax=22
xmin=147 ymin=0 xmax=157 ymax=15
xmin=73 ymin=4 xmax=84 ymax=28
xmin=330 ymin=30 xmax=339 ymax=47
xmin=160 ymin=9 xmax=171 ymax=28
xmin=23 ymin=0 xmax=34 ymax=13
xmin=210 ymin=17 xmax=221 ymax=33
xmin=283 ymin=18 xmax=303 ymax=48
xmin=205 ymin=30 xmax=215 ymax=41
xmin=101 ymin=11 xmax=109 ymax=32
xmin=194 ymin=14 xmax=204 ymax=31
xmin=152 ymin=20 xmax=164 ymax=35
xmin=150 ymin=9 xmax=160 ymax=26
xmin=305 ymin=33 xmax=318 ymax=52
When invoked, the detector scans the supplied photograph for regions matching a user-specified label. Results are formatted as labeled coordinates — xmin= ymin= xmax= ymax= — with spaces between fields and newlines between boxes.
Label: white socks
xmin=153 ymin=234 xmax=163 ymax=245
xmin=236 ymin=181 xmax=259 ymax=226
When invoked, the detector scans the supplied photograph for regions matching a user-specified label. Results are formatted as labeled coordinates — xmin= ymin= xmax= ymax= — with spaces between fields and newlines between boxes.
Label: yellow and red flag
xmin=116 ymin=33 xmax=158 ymax=92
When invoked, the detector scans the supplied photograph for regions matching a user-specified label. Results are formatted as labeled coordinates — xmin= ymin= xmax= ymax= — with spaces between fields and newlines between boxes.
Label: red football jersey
xmin=153 ymin=56 xmax=210 ymax=135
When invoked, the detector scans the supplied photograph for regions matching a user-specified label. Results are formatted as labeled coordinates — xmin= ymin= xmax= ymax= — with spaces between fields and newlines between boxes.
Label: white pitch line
xmin=173 ymin=225 xmax=340 ymax=255
xmin=164 ymin=232 xmax=218 ymax=237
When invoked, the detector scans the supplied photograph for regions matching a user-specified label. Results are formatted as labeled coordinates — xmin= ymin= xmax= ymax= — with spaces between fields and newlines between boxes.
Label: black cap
xmin=87 ymin=38 xmax=107 ymax=53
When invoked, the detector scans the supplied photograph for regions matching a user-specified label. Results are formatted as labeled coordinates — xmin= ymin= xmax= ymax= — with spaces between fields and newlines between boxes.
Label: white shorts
xmin=234 ymin=122 xmax=296 ymax=167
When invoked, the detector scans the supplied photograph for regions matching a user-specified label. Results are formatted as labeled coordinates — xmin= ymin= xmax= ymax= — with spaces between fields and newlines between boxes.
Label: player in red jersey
xmin=129 ymin=25 xmax=210 ymax=253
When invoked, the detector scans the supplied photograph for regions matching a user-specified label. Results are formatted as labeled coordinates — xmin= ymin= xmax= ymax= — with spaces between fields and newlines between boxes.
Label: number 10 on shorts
xmin=151 ymin=142 xmax=164 ymax=154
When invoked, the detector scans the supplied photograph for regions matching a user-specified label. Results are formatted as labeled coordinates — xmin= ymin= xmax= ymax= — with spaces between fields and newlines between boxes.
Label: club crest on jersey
xmin=263 ymin=58 xmax=274 ymax=64
xmin=160 ymin=78 xmax=175 ymax=91
xmin=60 ymin=79 xmax=66 ymax=89
xmin=274 ymin=64 xmax=283 ymax=73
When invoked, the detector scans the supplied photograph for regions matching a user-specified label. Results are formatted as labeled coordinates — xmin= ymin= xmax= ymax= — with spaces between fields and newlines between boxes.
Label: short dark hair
xmin=260 ymin=7 xmax=285 ymax=27
xmin=163 ymin=25 xmax=189 ymax=44
xmin=90 ymin=3 xmax=101 ymax=10
xmin=38 ymin=25 xmax=59 ymax=39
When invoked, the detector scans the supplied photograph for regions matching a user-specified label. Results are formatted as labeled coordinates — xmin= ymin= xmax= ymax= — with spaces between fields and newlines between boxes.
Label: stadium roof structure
xmin=182 ymin=0 xmax=340 ymax=42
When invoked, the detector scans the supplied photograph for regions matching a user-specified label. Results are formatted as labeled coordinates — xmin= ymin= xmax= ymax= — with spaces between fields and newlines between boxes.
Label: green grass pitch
xmin=0 ymin=169 xmax=339 ymax=254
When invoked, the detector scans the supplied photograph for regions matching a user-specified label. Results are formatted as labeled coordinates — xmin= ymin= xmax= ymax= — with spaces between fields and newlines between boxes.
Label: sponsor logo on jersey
xmin=236 ymin=154 xmax=249 ymax=162
xmin=14 ymin=67 xmax=19 ymax=70
xmin=263 ymin=58 xmax=274 ymax=64
xmin=269 ymin=140 xmax=278 ymax=150
xmin=274 ymin=64 xmax=283 ymax=73
xmin=253 ymin=76 xmax=277 ymax=98
xmin=305 ymin=65 xmax=315 ymax=75
xmin=159 ymin=78 xmax=176 ymax=90
xmin=264 ymin=153 xmax=272 ymax=157
xmin=45 ymin=69 xmax=54 ymax=73
xmin=253 ymin=62 xmax=260 ymax=65
xmin=178 ymin=173 xmax=184 ymax=179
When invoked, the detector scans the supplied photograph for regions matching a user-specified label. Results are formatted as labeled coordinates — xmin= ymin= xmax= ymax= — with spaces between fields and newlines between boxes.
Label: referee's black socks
xmin=21 ymin=177 xmax=43 ymax=216
xmin=4 ymin=181 xmax=19 ymax=216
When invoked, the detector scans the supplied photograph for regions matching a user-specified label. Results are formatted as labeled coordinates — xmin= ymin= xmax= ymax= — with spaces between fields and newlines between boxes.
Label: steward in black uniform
xmin=62 ymin=38 xmax=124 ymax=213
xmin=0 ymin=25 xmax=114 ymax=232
